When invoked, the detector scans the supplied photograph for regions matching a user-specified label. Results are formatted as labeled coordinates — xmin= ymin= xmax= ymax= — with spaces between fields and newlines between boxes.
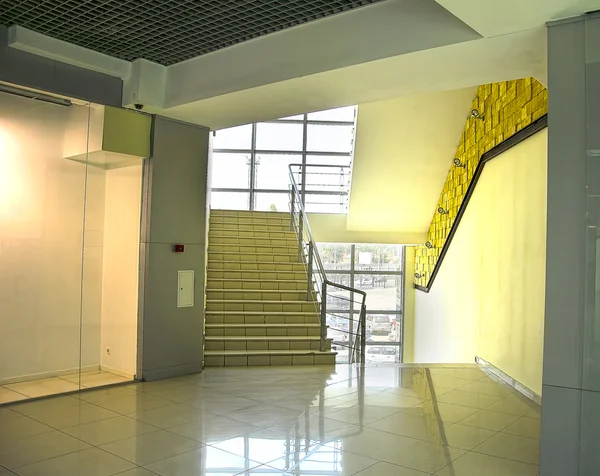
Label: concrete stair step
xmin=207 ymin=278 xmax=308 ymax=291
xmin=205 ymin=323 xmax=321 ymax=337
xmin=206 ymin=301 xmax=318 ymax=312
xmin=210 ymin=210 xmax=290 ymax=218
xmin=209 ymin=236 xmax=298 ymax=246
xmin=209 ymin=229 xmax=295 ymax=238
xmin=208 ymin=251 xmax=300 ymax=263
xmin=208 ymin=261 xmax=305 ymax=271
xmin=209 ymin=243 xmax=297 ymax=254
xmin=205 ymin=335 xmax=330 ymax=352
xmin=210 ymin=222 xmax=291 ymax=232
xmin=206 ymin=289 xmax=315 ymax=300
xmin=204 ymin=349 xmax=336 ymax=366
xmin=206 ymin=313 xmax=320 ymax=325
xmin=207 ymin=271 xmax=307 ymax=281
xmin=210 ymin=216 xmax=290 ymax=225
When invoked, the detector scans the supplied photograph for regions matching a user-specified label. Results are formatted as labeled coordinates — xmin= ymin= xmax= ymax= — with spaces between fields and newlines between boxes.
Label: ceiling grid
xmin=0 ymin=0 xmax=383 ymax=65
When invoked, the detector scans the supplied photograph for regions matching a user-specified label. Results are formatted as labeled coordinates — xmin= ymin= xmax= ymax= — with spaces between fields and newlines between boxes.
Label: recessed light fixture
xmin=0 ymin=83 xmax=72 ymax=107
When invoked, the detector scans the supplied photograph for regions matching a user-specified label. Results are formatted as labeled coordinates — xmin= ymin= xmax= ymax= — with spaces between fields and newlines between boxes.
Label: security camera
xmin=134 ymin=103 xmax=144 ymax=110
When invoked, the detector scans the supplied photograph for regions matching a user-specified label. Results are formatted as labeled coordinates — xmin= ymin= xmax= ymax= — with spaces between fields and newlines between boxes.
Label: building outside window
xmin=318 ymin=243 xmax=405 ymax=363
xmin=211 ymin=106 xmax=355 ymax=213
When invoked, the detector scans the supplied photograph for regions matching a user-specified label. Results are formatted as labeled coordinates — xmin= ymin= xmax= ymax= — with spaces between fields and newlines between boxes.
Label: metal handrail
xmin=288 ymin=164 xmax=367 ymax=364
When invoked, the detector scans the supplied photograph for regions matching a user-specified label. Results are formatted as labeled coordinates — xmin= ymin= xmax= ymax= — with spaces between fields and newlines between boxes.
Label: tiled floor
xmin=0 ymin=364 xmax=541 ymax=475
xmin=0 ymin=371 xmax=131 ymax=404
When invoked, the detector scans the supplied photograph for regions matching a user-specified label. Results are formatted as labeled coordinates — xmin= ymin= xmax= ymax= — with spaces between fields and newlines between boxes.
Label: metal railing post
xmin=307 ymin=242 xmax=313 ymax=302
xmin=298 ymin=210 xmax=304 ymax=262
xmin=289 ymin=187 xmax=295 ymax=232
xmin=320 ymin=282 xmax=327 ymax=352
xmin=360 ymin=304 xmax=367 ymax=365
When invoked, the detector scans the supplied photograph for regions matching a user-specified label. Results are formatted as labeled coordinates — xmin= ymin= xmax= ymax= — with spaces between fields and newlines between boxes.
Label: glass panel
xmin=366 ymin=313 xmax=401 ymax=342
xmin=308 ymin=106 xmax=356 ymax=122
xmin=319 ymin=244 xmax=352 ymax=270
xmin=307 ymin=124 xmax=353 ymax=153
xmin=255 ymin=153 xmax=301 ymax=190
xmin=365 ymin=344 xmax=400 ymax=363
xmin=0 ymin=91 xmax=90 ymax=402
xmin=211 ymin=191 xmax=249 ymax=210
xmin=212 ymin=152 xmax=251 ymax=189
xmin=354 ymin=244 xmax=403 ymax=272
xmin=307 ymin=154 xmax=352 ymax=167
xmin=213 ymin=124 xmax=252 ymax=150
xmin=256 ymin=122 xmax=303 ymax=151
xmin=303 ymin=165 xmax=350 ymax=193
xmin=254 ymin=192 xmax=289 ymax=212
xmin=304 ymin=192 xmax=347 ymax=214
xmin=354 ymin=274 xmax=401 ymax=311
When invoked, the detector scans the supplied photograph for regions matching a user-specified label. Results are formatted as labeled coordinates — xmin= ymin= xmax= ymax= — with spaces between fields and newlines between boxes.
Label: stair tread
xmin=207 ymin=288 xmax=309 ymax=292
xmin=208 ymin=260 xmax=304 ymax=265
xmin=206 ymin=311 xmax=317 ymax=316
xmin=205 ymin=335 xmax=322 ymax=341
xmin=205 ymin=323 xmax=320 ymax=327
xmin=207 ymin=299 xmax=315 ymax=303
xmin=208 ymin=250 xmax=297 ymax=255
xmin=204 ymin=349 xmax=336 ymax=356
xmin=209 ymin=229 xmax=294 ymax=235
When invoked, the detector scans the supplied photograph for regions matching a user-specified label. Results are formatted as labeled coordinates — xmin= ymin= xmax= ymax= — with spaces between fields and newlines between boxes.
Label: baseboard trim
xmin=141 ymin=362 xmax=203 ymax=382
xmin=100 ymin=365 xmax=135 ymax=380
xmin=475 ymin=356 xmax=541 ymax=405
xmin=0 ymin=365 xmax=100 ymax=386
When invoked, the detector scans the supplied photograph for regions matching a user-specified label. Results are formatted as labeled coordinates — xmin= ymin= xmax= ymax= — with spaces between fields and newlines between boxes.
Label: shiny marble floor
xmin=0 ymin=370 xmax=132 ymax=404
xmin=0 ymin=364 xmax=541 ymax=476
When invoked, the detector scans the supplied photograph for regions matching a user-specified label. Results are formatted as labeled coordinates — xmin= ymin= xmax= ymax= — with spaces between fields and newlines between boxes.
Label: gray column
xmin=137 ymin=116 xmax=210 ymax=381
xmin=542 ymin=13 xmax=600 ymax=476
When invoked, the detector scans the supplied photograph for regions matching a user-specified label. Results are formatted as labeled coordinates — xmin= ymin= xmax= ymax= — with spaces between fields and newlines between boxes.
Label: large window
xmin=318 ymin=243 xmax=405 ymax=363
xmin=211 ymin=106 xmax=355 ymax=212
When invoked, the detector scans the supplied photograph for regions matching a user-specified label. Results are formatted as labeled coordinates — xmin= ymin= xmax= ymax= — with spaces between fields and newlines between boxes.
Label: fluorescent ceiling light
xmin=0 ymin=83 xmax=72 ymax=107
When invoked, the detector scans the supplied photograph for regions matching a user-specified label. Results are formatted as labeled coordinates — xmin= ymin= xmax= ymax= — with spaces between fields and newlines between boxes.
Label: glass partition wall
xmin=0 ymin=89 xmax=141 ymax=405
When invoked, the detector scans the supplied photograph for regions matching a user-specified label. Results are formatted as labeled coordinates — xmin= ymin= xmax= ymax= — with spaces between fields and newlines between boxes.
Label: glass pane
xmin=308 ymin=106 xmax=356 ymax=122
xmin=211 ymin=152 xmax=250 ymax=189
xmin=254 ymin=192 xmax=289 ymax=212
xmin=365 ymin=344 xmax=400 ymax=363
xmin=307 ymin=124 xmax=353 ymax=153
xmin=256 ymin=123 xmax=303 ymax=151
xmin=319 ymin=244 xmax=352 ymax=270
xmin=305 ymin=193 xmax=347 ymax=214
xmin=211 ymin=191 xmax=249 ymax=210
xmin=354 ymin=244 xmax=403 ymax=272
xmin=0 ymin=91 xmax=90 ymax=402
xmin=303 ymin=165 xmax=350 ymax=193
xmin=213 ymin=124 xmax=252 ymax=150
xmin=307 ymin=154 xmax=352 ymax=167
xmin=354 ymin=274 xmax=401 ymax=311
xmin=255 ymin=153 xmax=301 ymax=190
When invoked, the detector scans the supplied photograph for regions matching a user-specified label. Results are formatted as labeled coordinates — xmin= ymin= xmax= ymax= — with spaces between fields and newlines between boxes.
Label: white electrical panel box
xmin=177 ymin=270 xmax=195 ymax=308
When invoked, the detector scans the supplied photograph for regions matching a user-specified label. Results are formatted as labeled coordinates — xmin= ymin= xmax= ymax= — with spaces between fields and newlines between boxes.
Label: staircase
xmin=204 ymin=209 xmax=336 ymax=366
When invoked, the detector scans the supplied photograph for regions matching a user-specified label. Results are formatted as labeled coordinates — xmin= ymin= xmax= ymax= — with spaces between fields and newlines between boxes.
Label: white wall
xmin=100 ymin=165 xmax=142 ymax=377
xmin=413 ymin=130 xmax=547 ymax=394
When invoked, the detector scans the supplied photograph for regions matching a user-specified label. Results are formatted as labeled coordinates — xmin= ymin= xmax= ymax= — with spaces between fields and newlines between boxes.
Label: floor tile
xmin=99 ymin=430 xmax=202 ymax=466
xmin=362 ymin=392 xmax=425 ymax=409
xmin=15 ymin=448 xmax=135 ymax=476
xmin=485 ymin=394 xmax=538 ymax=416
xmin=62 ymin=416 xmax=159 ymax=445
xmin=389 ymin=441 xmax=466 ymax=473
xmin=13 ymin=402 xmax=120 ymax=429
xmin=0 ymin=430 xmax=91 ymax=470
xmin=91 ymin=393 xmax=174 ymax=415
xmin=145 ymin=446 xmax=263 ymax=476
xmin=326 ymin=404 xmax=401 ymax=425
xmin=438 ymin=423 xmax=496 ymax=450
xmin=227 ymin=404 xmax=302 ymax=427
xmin=78 ymin=386 xmax=139 ymax=403
xmin=168 ymin=414 xmax=261 ymax=444
xmin=456 ymin=409 xmax=520 ymax=431
xmin=129 ymin=404 xmax=202 ymax=429
xmin=9 ymin=395 xmax=82 ymax=416
xmin=354 ymin=461 xmax=430 ymax=476
xmin=501 ymin=416 xmax=541 ymax=439
xmin=457 ymin=381 xmax=515 ymax=398
xmin=472 ymin=432 xmax=541 ymax=465
xmin=108 ymin=469 xmax=160 ymax=476
xmin=434 ymin=451 xmax=539 ymax=476
xmin=280 ymin=446 xmax=377 ymax=476
xmin=0 ymin=386 xmax=29 ymax=404
xmin=434 ymin=403 xmax=479 ymax=423
xmin=186 ymin=396 xmax=259 ymax=414
xmin=323 ymin=427 xmax=420 ymax=465
xmin=436 ymin=389 xmax=502 ymax=409
xmin=0 ymin=414 xmax=54 ymax=444
xmin=367 ymin=411 xmax=433 ymax=440
xmin=4 ymin=378 xmax=80 ymax=398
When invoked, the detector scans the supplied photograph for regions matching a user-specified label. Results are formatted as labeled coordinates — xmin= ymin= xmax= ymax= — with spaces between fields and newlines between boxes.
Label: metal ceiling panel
xmin=0 ymin=0 xmax=384 ymax=65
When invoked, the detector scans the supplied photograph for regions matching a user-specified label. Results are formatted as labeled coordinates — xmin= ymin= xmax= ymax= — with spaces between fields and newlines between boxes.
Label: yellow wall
xmin=403 ymin=247 xmax=416 ymax=363
xmin=415 ymin=78 xmax=547 ymax=287
xmin=307 ymin=213 xmax=425 ymax=244
xmin=414 ymin=130 xmax=547 ymax=394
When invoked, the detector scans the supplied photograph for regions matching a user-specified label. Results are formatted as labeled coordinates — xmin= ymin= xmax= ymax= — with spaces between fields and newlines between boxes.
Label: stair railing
xmin=288 ymin=164 xmax=367 ymax=364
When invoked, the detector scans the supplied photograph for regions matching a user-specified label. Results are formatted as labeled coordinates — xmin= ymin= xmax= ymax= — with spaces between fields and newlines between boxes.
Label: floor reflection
xmin=0 ymin=364 xmax=541 ymax=476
